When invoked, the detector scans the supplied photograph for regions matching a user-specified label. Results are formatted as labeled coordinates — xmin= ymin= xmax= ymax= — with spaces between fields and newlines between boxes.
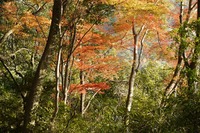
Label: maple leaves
xmin=70 ymin=26 xmax=121 ymax=94
xmin=1 ymin=2 xmax=17 ymax=22
xmin=0 ymin=0 xmax=172 ymax=98
xmin=0 ymin=1 xmax=51 ymax=44
xmin=69 ymin=82 xmax=110 ymax=94
xmin=21 ymin=13 xmax=50 ymax=28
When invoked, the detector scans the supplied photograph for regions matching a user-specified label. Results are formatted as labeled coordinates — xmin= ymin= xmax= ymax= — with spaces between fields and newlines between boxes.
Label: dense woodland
xmin=0 ymin=0 xmax=200 ymax=132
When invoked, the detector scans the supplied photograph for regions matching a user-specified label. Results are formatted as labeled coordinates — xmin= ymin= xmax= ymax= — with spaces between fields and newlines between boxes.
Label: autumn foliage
xmin=0 ymin=0 xmax=200 ymax=132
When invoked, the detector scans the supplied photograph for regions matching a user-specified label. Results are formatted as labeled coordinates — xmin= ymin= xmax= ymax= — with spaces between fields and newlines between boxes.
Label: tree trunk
xmin=164 ymin=1 xmax=184 ymax=96
xmin=125 ymin=21 xmax=144 ymax=132
xmin=0 ymin=28 xmax=15 ymax=45
xmin=22 ymin=0 xmax=63 ymax=131
xmin=63 ymin=56 xmax=71 ymax=104
xmin=125 ymin=61 xmax=136 ymax=132
xmin=63 ymin=25 xmax=77 ymax=104
xmin=187 ymin=0 xmax=200 ymax=91
xmin=80 ymin=70 xmax=85 ymax=116
xmin=51 ymin=37 xmax=63 ymax=128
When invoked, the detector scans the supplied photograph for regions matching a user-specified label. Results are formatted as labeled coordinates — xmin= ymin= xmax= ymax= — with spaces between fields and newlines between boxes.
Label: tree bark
xmin=125 ymin=21 xmax=144 ymax=132
xmin=22 ymin=0 xmax=63 ymax=131
xmin=164 ymin=1 xmax=185 ymax=97
xmin=51 ymin=36 xmax=63 ymax=126
xmin=63 ymin=24 xmax=77 ymax=104
xmin=0 ymin=28 xmax=15 ymax=45
xmin=187 ymin=0 xmax=200 ymax=91
xmin=80 ymin=70 xmax=85 ymax=116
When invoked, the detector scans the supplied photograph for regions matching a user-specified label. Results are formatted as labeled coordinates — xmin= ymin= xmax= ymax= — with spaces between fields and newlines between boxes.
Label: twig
xmin=0 ymin=59 xmax=25 ymax=100
xmin=136 ymin=29 xmax=148 ymax=70
xmin=82 ymin=89 xmax=101 ymax=115
xmin=32 ymin=2 xmax=47 ymax=16
xmin=71 ymin=21 xmax=96 ymax=55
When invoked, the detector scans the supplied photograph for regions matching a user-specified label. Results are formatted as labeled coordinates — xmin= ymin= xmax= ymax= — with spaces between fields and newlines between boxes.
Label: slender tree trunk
xmin=187 ymin=0 xmax=200 ymax=91
xmin=125 ymin=21 xmax=144 ymax=132
xmin=164 ymin=1 xmax=185 ymax=97
xmin=63 ymin=56 xmax=71 ymax=104
xmin=126 ymin=32 xmax=138 ymax=110
xmin=186 ymin=3 xmax=200 ymax=132
xmin=63 ymin=25 xmax=77 ymax=104
xmin=125 ymin=36 xmax=138 ymax=133
xmin=80 ymin=70 xmax=86 ymax=116
xmin=0 ymin=28 xmax=15 ymax=45
xmin=51 ymin=37 xmax=63 ymax=129
xmin=50 ymin=46 xmax=62 ymax=131
xmin=125 ymin=62 xmax=137 ymax=132
xmin=22 ymin=0 xmax=63 ymax=131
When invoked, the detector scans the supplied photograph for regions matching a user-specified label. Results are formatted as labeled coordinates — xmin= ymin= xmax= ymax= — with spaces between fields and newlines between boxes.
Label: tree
xmin=161 ymin=0 xmax=200 ymax=132
xmin=23 ymin=0 xmax=63 ymax=131
xmin=70 ymin=30 xmax=121 ymax=115
xmin=164 ymin=0 xmax=198 ymax=96
xmin=162 ymin=0 xmax=199 ymax=104
xmin=109 ymin=0 xmax=168 ymax=131
xmin=0 ymin=0 xmax=52 ymax=131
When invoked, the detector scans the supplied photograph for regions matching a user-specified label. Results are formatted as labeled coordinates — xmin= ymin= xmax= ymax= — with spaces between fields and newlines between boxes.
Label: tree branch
xmin=71 ymin=22 xmax=96 ymax=54
xmin=0 ymin=59 xmax=25 ymax=99
xmin=82 ymin=89 xmax=101 ymax=115
xmin=136 ymin=29 xmax=148 ymax=70
xmin=0 ymin=48 xmax=30 ymax=61
xmin=0 ymin=28 xmax=16 ymax=45
xmin=32 ymin=2 xmax=47 ymax=16
xmin=138 ymin=25 xmax=145 ymax=35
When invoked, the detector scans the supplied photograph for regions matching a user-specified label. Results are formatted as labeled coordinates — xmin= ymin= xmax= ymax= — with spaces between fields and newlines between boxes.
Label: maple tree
xmin=70 ymin=28 xmax=121 ymax=115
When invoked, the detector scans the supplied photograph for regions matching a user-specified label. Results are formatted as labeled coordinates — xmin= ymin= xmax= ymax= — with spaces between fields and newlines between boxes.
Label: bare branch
xmin=138 ymin=25 xmax=145 ymax=35
xmin=191 ymin=2 xmax=197 ymax=10
xmin=32 ymin=2 xmax=47 ymax=15
xmin=0 ymin=28 xmax=16 ymax=45
xmin=156 ymin=30 xmax=164 ymax=52
xmin=136 ymin=29 xmax=148 ymax=70
xmin=82 ymin=89 xmax=101 ymax=115
xmin=0 ymin=60 xmax=19 ymax=88
xmin=0 ymin=48 xmax=30 ymax=61
xmin=71 ymin=22 xmax=96 ymax=54
xmin=0 ymin=59 xmax=25 ymax=100
xmin=186 ymin=0 xmax=197 ymax=22
xmin=0 ymin=2 xmax=47 ymax=45
xmin=154 ymin=0 xmax=160 ymax=5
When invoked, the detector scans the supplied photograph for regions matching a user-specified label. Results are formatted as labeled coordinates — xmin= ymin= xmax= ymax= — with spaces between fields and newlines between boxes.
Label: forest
xmin=0 ymin=0 xmax=200 ymax=132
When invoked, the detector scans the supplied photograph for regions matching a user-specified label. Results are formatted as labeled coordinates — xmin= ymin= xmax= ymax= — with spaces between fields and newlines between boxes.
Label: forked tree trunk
xmin=125 ymin=21 xmax=145 ymax=132
xmin=22 ymin=0 xmax=63 ymax=131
